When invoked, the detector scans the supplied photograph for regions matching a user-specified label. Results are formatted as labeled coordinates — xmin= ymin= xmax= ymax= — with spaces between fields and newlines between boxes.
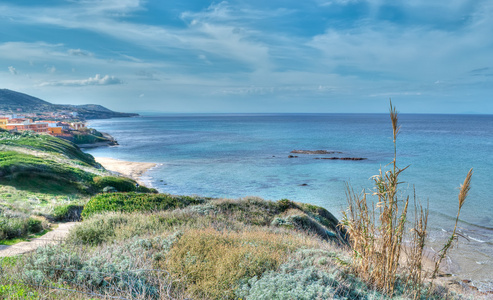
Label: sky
xmin=0 ymin=0 xmax=492 ymax=114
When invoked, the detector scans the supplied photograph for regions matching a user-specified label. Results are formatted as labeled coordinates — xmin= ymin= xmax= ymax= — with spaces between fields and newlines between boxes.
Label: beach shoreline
xmin=95 ymin=157 xmax=157 ymax=186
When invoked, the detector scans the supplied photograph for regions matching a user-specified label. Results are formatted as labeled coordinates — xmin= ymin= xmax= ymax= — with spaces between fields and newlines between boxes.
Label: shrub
xmin=0 ymin=216 xmax=45 ymax=240
xmin=21 ymin=232 xmax=184 ymax=299
xmin=93 ymin=176 xmax=137 ymax=192
xmin=82 ymin=193 xmax=204 ymax=218
xmin=52 ymin=204 xmax=84 ymax=221
xmin=27 ymin=218 xmax=43 ymax=234
xmin=237 ymin=249 xmax=378 ymax=300
xmin=136 ymin=185 xmax=159 ymax=193
xmin=67 ymin=214 xmax=129 ymax=245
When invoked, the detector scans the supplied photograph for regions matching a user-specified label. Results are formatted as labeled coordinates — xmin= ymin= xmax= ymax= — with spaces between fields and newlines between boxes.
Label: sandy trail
xmin=0 ymin=222 xmax=77 ymax=257
xmin=94 ymin=157 xmax=157 ymax=185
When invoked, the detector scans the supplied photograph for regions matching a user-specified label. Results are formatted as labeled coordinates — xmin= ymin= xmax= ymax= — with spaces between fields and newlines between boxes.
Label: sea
xmin=85 ymin=113 xmax=493 ymax=288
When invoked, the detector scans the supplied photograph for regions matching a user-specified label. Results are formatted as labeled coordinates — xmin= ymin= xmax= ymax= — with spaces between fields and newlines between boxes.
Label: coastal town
xmin=0 ymin=108 xmax=116 ymax=146
xmin=0 ymin=108 xmax=86 ymax=135
xmin=0 ymin=112 xmax=85 ymax=136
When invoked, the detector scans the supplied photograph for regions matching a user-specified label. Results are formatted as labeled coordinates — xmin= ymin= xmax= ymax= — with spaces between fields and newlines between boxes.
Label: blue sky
xmin=1 ymin=0 xmax=492 ymax=113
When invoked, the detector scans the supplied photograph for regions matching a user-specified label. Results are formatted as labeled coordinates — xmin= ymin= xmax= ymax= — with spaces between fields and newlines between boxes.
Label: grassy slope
xmin=0 ymin=131 xmax=144 ymax=244
xmin=0 ymin=131 xmax=99 ymax=167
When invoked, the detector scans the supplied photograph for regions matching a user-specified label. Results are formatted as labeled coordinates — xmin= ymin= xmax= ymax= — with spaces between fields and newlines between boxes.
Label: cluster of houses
xmin=0 ymin=114 xmax=86 ymax=137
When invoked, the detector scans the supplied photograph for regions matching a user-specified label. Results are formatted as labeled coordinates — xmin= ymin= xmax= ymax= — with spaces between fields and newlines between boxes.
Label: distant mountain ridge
xmin=0 ymin=89 xmax=138 ymax=119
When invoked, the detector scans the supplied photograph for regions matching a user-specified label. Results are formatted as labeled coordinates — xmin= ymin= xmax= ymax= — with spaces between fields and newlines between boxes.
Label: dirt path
xmin=0 ymin=222 xmax=77 ymax=257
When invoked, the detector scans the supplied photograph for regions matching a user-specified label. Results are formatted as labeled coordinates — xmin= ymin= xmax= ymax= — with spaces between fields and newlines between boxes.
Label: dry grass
xmin=161 ymin=227 xmax=320 ymax=299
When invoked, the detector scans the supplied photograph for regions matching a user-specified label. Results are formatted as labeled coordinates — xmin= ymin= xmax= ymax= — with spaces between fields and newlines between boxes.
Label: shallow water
xmin=86 ymin=113 xmax=493 ymax=288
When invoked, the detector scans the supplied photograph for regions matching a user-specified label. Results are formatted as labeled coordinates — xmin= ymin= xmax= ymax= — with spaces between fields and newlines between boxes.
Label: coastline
xmin=95 ymin=157 xmax=157 ymax=186
xmin=83 ymin=116 xmax=493 ymax=294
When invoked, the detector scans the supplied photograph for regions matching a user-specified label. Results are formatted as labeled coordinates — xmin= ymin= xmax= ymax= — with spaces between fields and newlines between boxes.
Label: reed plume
xmin=432 ymin=168 xmax=473 ymax=279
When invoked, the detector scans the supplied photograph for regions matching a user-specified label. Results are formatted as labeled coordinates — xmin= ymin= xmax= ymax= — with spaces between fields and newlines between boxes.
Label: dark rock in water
xmin=291 ymin=150 xmax=342 ymax=154
xmin=288 ymin=155 xmax=298 ymax=158
xmin=314 ymin=157 xmax=367 ymax=161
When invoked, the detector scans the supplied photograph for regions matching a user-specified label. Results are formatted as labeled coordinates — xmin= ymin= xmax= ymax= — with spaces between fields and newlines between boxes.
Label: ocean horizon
xmin=85 ymin=113 xmax=493 ymax=287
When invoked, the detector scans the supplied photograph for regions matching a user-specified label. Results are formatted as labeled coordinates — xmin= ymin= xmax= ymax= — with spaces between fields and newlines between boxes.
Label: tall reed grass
xmin=342 ymin=101 xmax=473 ymax=297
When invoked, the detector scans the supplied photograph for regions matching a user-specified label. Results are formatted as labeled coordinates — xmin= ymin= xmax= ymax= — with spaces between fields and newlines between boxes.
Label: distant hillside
xmin=0 ymin=89 xmax=138 ymax=119
xmin=0 ymin=89 xmax=53 ymax=111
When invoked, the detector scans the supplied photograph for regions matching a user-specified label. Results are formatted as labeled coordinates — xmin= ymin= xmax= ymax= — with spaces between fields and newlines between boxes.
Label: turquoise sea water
xmin=85 ymin=113 xmax=493 ymax=286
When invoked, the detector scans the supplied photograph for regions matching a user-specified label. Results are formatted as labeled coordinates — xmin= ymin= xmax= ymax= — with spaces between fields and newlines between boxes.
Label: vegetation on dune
xmin=2 ymin=195 xmax=467 ymax=299
xmin=82 ymin=193 xmax=204 ymax=218
xmin=3 ymin=197 xmax=348 ymax=299
xmin=0 ymin=131 xmax=99 ymax=167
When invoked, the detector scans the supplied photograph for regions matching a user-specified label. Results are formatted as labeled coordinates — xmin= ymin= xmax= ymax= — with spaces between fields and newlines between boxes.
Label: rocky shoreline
xmin=76 ymin=131 xmax=119 ymax=149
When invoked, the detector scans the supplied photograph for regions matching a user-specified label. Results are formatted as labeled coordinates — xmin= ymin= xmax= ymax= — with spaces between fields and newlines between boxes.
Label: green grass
xmin=0 ymin=151 xmax=98 ymax=194
xmin=82 ymin=193 xmax=205 ymax=218
xmin=0 ymin=131 xmax=98 ymax=167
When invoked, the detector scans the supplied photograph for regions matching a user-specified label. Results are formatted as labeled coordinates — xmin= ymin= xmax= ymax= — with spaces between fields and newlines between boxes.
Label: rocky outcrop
xmin=314 ymin=157 xmax=367 ymax=161
xmin=291 ymin=150 xmax=342 ymax=155
xmin=290 ymin=149 xmax=366 ymax=160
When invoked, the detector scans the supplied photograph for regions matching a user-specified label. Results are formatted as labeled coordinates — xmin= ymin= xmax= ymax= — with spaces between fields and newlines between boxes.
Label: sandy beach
xmin=95 ymin=157 xmax=157 ymax=186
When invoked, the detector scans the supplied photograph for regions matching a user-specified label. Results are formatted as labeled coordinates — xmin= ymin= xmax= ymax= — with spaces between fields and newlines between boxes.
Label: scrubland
xmin=0 ymin=105 xmax=484 ymax=299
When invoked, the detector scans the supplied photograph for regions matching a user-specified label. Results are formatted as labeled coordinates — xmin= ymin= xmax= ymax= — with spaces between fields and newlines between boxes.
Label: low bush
xmin=93 ymin=176 xmax=137 ymax=192
xmin=51 ymin=204 xmax=84 ymax=221
xmin=21 ymin=232 xmax=184 ymax=299
xmin=237 ymin=249 xmax=380 ymax=300
xmin=82 ymin=193 xmax=205 ymax=218
xmin=67 ymin=214 xmax=129 ymax=245
xmin=0 ymin=216 xmax=45 ymax=240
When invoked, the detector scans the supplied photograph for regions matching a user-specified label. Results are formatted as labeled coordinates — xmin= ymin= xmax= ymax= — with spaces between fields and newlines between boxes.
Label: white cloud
xmin=40 ymin=74 xmax=123 ymax=86
xmin=68 ymin=49 xmax=93 ymax=56
xmin=8 ymin=66 xmax=17 ymax=75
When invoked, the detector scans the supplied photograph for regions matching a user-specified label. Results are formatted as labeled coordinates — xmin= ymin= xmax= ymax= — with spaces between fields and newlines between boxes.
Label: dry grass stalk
xmin=406 ymin=190 xmax=429 ymax=299
xmin=342 ymin=100 xmax=412 ymax=295
xmin=432 ymin=168 xmax=473 ymax=279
